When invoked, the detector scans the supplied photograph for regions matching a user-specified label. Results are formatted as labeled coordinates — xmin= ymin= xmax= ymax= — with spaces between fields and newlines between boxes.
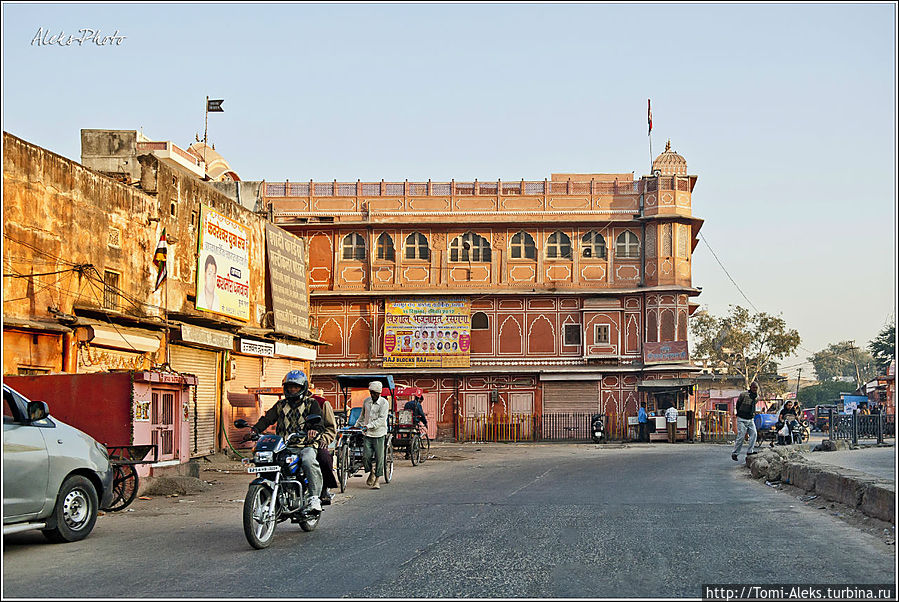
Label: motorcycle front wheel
xmin=243 ymin=484 xmax=277 ymax=549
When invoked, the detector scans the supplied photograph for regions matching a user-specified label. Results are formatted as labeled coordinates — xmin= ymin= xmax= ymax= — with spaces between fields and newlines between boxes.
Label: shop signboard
xmin=265 ymin=223 xmax=310 ymax=339
xmin=240 ymin=338 xmax=275 ymax=357
xmin=643 ymin=341 xmax=689 ymax=364
xmin=196 ymin=204 xmax=250 ymax=321
xmin=383 ymin=299 xmax=470 ymax=368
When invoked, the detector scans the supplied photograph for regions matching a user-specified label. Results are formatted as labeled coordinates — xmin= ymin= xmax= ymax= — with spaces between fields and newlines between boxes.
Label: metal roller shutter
xmin=543 ymin=381 xmax=600 ymax=413
xmin=170 ymin=345 xmax=220 ymax=457
xmin=228 ymin=354 xmax=262 ymax=396
xmin=226 ymin=354 xmax=263 ymax=450
xmin=261 ymin=358 xmax=293 ymax=389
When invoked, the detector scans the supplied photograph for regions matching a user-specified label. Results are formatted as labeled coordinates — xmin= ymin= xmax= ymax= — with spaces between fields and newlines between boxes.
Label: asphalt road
xmin=3 ymin=442 xmax=895 ymax=598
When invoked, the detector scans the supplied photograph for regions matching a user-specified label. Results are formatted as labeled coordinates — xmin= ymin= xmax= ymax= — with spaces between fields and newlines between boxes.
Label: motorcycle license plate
xmin=247 ymin=465 xmax=277 ymax=474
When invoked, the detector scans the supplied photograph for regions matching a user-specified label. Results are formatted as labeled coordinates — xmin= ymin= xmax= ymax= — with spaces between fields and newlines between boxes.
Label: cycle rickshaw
xmin=333 ymin=375 xmax=397 ymax=493
xmin=392 ymin=386 xmax=431 ymax=466
xmin=103 ymin=444 xmax=157 ymax=512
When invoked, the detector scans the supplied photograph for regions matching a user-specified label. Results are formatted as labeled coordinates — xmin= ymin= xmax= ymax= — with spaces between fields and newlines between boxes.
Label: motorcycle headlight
xmin=255 ymin=451 xmax=274 ymax=464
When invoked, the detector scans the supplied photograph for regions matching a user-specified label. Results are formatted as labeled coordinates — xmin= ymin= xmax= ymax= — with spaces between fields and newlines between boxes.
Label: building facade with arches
xmin=262 ymin=143 xmax=702 ymax=439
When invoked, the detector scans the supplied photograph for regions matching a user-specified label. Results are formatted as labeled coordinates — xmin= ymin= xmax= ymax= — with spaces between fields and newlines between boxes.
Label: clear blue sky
xmin=3 ymin=3 xmax=896 ymax=379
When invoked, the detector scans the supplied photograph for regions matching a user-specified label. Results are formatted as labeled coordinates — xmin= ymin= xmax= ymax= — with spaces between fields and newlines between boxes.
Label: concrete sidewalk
xmin=743 ymin=441 xmax=895 ymax=523
xmin=804 ymin=443 xmax=895 ymax=481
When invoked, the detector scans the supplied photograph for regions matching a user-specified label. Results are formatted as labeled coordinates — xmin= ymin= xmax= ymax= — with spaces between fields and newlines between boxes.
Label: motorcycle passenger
xmin=776 ymin=400 xmax=800 ymax=445
xmin=310 ymin=393 xmax=339 ymax=505
xmin=403 ymin=394 xmax=428 ymax=430
xmin=250 ymin=370 xmax=337 ymax=513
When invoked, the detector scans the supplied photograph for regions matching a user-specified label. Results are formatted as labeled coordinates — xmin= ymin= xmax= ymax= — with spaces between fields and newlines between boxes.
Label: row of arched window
xmin=341 ymin=230 xmax=641 ymax=262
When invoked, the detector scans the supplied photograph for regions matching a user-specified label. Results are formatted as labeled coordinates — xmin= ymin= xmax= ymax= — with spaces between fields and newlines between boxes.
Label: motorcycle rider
xmin=249 ymin=370 xmax=336 ymax=513
xmin=776 ymin=400 xmax=800 ymax=445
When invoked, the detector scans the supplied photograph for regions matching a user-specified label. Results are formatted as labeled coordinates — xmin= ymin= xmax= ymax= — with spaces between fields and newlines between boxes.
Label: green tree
xmin=691 ymin=305 xmax=801 ymax=393
xmin=808 ymin=341 xmax=876 ymax=388
xmin=797 ymin=380 xmax=858 ymax=407
xmin=867 ymin=323 xmax=895 ymax=375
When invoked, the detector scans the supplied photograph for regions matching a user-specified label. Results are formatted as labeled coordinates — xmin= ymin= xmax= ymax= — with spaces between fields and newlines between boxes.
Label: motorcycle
xmin=591 ymin=414 xmax=605 ymax=443
xmin=234 ymin=415 xmax=325 ymax=549
xmin=776 ymin=416 xmax=809 ymax=446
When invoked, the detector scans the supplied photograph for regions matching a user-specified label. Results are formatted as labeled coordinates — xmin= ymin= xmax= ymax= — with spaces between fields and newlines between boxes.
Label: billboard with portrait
xmin=195 ymin=204 xmax=250 ymax=321
xmin=384 ymin=299 xmax=470 ymax=368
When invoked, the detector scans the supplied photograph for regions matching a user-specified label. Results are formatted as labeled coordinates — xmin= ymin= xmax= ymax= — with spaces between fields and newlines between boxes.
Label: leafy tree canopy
xmin=808 ymin=341 xmax=876 ymax=388
xmin=797 ymin=380 xmax=858 ymax=408
xmin=691 ymin=305 xmax=801 ymax=393
xmin=867 ymin=323 xmax=895 ymax=375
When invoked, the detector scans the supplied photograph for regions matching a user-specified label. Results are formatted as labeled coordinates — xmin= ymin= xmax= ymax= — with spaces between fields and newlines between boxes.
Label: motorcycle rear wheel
xmin=243 ymin=484 xmax=277 ymax=549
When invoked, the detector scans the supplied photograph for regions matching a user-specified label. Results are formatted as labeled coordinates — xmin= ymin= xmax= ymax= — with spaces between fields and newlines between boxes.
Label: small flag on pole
xmin=153 ymin=229 xmax=167 ymax=291
xmin=206 ymin=98 xmax=224 ymax=112
xmin=647 ymin=99 xmax=652 ymax=135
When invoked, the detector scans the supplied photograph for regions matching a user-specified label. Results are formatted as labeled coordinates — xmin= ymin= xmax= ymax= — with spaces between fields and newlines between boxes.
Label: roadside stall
xmin=637 ymin=378 xmax=695 ymax=442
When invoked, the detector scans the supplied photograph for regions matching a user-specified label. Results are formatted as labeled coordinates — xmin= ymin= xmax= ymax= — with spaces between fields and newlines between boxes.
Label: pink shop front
xmin=6 ymin=370 xmax=197 ymax=478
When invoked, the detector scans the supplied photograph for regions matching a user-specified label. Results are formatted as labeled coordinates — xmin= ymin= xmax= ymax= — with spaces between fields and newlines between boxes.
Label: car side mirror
xmin=27 ymin=400 xmax=49 ymax=422
xmin=234 ymin=418 xmax=249 ymax=428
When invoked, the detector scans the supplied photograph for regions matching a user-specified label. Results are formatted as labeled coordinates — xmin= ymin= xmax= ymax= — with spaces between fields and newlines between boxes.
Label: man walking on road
xmin=357 ymin=381 xmax=390 ymax=489
xmin=732 ymin=381 xmax=760 ymax=461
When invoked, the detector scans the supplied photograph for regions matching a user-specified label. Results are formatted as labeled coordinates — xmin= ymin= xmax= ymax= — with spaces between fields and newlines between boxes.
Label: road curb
xmin=745 ymin=447 xmax=895 ymax=523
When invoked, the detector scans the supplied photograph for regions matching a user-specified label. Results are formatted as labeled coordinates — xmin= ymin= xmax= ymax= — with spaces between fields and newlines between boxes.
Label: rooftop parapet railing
xmin=261 ymin=177 xmax=691 ymax=199
xmin=136 ymin=141 xmax=203 ymax=168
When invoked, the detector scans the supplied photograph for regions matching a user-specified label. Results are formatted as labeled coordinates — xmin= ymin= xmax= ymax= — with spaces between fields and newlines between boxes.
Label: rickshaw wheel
xmin=410 ymin=434 xmax=422 ymax=466
xmin=383 ymin=438 xmax=394 ymax=483
xmin=337 ymin=441 xmax=349 ymax=493
xmin=419 ymin=430 xmax=430 ymax=463
xmin=106 ymin=464 xmax=139 ymax=512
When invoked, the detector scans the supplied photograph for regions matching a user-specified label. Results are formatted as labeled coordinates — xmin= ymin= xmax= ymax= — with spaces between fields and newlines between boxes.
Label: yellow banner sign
xmin=383 ymin=299 xmax=470 ymax=368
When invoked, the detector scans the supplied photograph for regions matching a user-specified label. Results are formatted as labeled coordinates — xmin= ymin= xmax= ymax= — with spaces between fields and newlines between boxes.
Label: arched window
xmin=616 ymin=231 xmax=640 ymax=259
xmin=449 ymin=232 xmax=491 ymax=262
xmin=581 ymin=231 xmax=607 ymax=259
xmin=509 ymin=231 xmax=536 ymax=260
xmin=546 ymin=231 xmax=572 ymax=259
xmin=376 ymin=233 xmax=394 ymax=261
xmin=342 ymin=233 xmax=366 ymax=260
xmin=471 ymin=312 xmax=489 ymax=330
xmin=404 ymin=232 xmax=430 ymax=260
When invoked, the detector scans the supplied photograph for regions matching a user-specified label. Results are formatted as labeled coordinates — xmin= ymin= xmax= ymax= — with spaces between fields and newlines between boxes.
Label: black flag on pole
xmin=207 ymin=99 xmax=224 ymax=112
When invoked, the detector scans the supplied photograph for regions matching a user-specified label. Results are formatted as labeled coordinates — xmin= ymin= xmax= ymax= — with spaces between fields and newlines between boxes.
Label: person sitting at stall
xmin=403 ymin=394 xmax=428 ymax=430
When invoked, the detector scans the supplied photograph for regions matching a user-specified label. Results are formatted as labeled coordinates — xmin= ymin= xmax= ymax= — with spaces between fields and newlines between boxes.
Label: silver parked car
xmin=3 ymin=383 xmax=114 ymax=542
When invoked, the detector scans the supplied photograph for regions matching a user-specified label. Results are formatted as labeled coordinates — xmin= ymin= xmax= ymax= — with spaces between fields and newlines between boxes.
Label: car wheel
xmin=42 ymin=475 xmax=99 ymax=543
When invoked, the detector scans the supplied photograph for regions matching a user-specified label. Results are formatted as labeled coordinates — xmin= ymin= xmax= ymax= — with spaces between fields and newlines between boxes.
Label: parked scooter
xmin=234 ymin=415 xmax=325 ymax=549
xmin=591 ymin=414 xmax=605 ymax=443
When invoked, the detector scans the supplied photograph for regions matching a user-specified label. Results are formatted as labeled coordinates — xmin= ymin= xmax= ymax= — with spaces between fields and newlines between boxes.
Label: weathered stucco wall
xmin=3 ymin=131 xmax=156 ymax=323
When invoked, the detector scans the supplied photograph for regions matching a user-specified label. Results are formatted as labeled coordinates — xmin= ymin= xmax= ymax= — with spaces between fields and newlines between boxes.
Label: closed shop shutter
xmin=170 ymin=345 xmax=220 ymax=457
xmin=226 ymin=354 xmax=263 ymax=450
xmin=228 ymin=354 xmax=262 ymax=396
xmin=543 ymin=381 xmax=600 ymax=413
xmin=261 ymin=358 xmax=293 ymax=389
